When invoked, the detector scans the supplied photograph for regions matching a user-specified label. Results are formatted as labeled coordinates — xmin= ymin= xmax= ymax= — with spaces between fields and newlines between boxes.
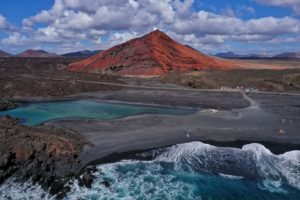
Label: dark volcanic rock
xmin=0 ymin=101 xmax=17 ymax=111
xmin=79 ymin=167 xmax=96 ymax=188
xmin=101 ymin=180 xmax=111 ymax=188
xmin=0 ymin=57 xmax=122 ymax=99
xmin=0 ymin=116 xmax=88 ymax=198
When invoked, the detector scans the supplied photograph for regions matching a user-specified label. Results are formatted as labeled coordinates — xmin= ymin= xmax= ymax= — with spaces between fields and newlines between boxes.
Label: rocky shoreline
xmin=1 ymin=88 xmax=300 ymax=199
xmin=0 ymin=101 xmax=17 ymax=111
xmin=0 ymin=116 xmax=92 ymax=199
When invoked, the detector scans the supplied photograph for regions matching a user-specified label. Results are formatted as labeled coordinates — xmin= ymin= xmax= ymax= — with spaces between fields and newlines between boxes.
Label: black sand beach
xmin=41 ymin=87 xmax=300 ymax=166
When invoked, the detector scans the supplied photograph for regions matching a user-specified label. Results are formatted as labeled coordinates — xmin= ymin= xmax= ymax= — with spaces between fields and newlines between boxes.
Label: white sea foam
xmin=280 ymin=150 xmax=300 ymax=164
xmin=66 ymin=160 xmax=198 ymax=200
xmin=219 ymin=173 xmax=244 ymax=179
xmin=198 ymin=109 xmax=219 ymax=115
xmin=155 ymin=141 xmax=215 ymax=163
xmin=1 ymin=141 xmax=299 ymax=199
xmin=242 ymin=143 xmax=272 ymax=155
xmin=65 ymin=141 xmax=300 ymax=199
xmin=0 ymin=178 xmax=53 ymax=200
xmin=258 ymin=179 xmax=287 ymax=194
xmin=155 ymin=141 xmax=300 ymax=193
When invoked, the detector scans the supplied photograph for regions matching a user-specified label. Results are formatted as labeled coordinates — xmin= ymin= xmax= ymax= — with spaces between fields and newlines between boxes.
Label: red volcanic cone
xmin=68 ymin=30 xmax=242 ymax=76
xmin=17 ymin=49 xmax=59 ymax=58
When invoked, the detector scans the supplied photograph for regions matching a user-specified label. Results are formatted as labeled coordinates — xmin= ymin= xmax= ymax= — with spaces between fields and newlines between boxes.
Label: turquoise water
xmin=0 ymin=100 xmax=194 ymax=126
xmin=0 ymin=142 xmax=300 ymax=199
xmin=65 ymin=142 xmax=300 ymax=200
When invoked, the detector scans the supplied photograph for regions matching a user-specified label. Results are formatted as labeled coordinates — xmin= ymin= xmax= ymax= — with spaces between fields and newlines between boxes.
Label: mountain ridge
xmin=17 ymin=49 xmax=59 ymax=58
xmin=61 ymin=50 xmax=103 ymax=57
xmin=274 ymin=52 xmax=300 ymax=59
xmin=0 ymin=50 xmax=12 ymax=57
xmin=215 ymin=51 xmax=300 ymax=59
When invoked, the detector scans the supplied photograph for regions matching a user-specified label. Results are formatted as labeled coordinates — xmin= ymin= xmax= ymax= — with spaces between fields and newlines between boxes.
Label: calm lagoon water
xmin=0 ymin=100 xmax=195 ymax=126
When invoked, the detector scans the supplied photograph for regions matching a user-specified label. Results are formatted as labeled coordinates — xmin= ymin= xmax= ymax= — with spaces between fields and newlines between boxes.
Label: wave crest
xmin=156 ymin=141 xmax=300 ymax=191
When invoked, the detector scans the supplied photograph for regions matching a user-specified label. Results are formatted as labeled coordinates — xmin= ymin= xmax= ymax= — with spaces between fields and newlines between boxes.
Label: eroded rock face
xmin=0 ymin=116 xmax=88 ymax=198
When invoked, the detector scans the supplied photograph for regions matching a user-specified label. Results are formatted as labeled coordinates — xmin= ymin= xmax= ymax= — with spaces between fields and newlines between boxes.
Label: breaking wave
xmin=156 ymin=142 xmax=300 ymax=190
xmin=1 ymin=142 xmax=300 ymax=200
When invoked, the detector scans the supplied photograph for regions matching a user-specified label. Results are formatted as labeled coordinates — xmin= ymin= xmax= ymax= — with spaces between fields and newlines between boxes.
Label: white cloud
xmin=237 ymin=6 xmax=255 ymax=15
xmin=174 ymin=0 xmax=194 ymax=16
xmin=231 ymin=34 xmax=273 ymax=42
xmin=173 ymin=11 xmax=242 ymax=35
xmin=1 ymin=0 xmax=298 ymax=54
xmin=146 ymin=0 xmax=175 ymax=23
xmin=245 ymin=16 xmax=299 ymax=35
xmin=93 ymin=31 xmax=140 ymax=49
xmin=22 ymin=0 xmax=64 ymax=27
xmin=221 ymin=7 xmax=236 ymax=17
xmin=0 ymin=15 xmax=7 ymax=29
xmin=254 ymin=0 xmax=300 ymax=15
xmin=173 ymin=11 xmax=300 ymax=36
xmin=0 ymin=14 xmax=14 ymax=31
xmin=1 ymin=32 xmax=29 ymax=46
xmin=174 ymin=33 xmax=226 ymax=44
xmin=22 ymin=0 xmax=300 ymax=38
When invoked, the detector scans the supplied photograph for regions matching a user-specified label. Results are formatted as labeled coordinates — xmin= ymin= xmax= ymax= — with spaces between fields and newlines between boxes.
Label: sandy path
xmin=7 ymin=74 xmax=300 ymax=96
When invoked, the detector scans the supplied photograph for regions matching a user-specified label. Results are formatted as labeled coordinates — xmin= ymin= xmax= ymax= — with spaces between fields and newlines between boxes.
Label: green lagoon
xmin=0 ymin=100 xmax=195 ymax=126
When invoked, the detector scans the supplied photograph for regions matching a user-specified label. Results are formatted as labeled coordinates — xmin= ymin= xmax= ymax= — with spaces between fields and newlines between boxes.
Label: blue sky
xmin=0 ymin=0 xmax=300 ymax=55
xmin=0 ymin=0 xmax=53 ymax=26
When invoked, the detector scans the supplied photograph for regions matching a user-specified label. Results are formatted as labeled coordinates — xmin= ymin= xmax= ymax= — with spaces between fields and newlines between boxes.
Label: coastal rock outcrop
xmin=0 ymin=116 xmax=88 ymax=198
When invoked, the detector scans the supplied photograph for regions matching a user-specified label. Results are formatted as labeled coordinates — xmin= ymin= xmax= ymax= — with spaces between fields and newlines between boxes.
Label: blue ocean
xmin=1 ymin=141 xmax=299 ymax=200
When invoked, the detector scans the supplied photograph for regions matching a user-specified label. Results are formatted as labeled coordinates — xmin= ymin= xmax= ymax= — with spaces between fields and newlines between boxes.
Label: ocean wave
xmin=66 ymin=161 xmax=198 ymax=200
xmin=156 ymin=141 xmax=300 ymax=191
xmin=0 ymin=178 xmax=53 ymax=200
xmin=218 ymin=173 xmax=244 ymax=179
xmin=1 ymin=141 xmax=300 ymax=200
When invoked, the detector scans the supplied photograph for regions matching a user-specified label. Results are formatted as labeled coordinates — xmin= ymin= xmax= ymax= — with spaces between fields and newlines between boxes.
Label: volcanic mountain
xmin=215 ymin=51 xmax=272 ymax=59
xmin=68 ymin=30 xmax=262 ymax=76
xmin=274 ymin=51 xmax=300 ymax=59
xmin=17 ymin=49 xmax=59 ymax=58
xmin=62 ymin=50 xmax=103 ymax=57
xmin=0 ymin=50 xmax=12 ymax=57
xmin=215 ymin=51 xmax=241 ymax=59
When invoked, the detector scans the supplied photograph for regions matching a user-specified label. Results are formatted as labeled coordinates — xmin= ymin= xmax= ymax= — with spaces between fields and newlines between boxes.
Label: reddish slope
xmin=68 ymin=30 xmax=243 ymax=76
xmin=17 ymin=49 xmax=59 ymax=58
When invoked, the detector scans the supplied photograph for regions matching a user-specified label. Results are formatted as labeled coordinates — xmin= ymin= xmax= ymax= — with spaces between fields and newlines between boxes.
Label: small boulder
xmin=80 ymin=169 xmax=95 ymax=188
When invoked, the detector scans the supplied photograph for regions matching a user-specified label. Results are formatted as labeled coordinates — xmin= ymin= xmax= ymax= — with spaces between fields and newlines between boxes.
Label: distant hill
xmin=215 ymin=52 xmax=272 ymax=59
xmin=274 ymin=52 xmax=300 ymax=59
xmin=216 ymin=51 xmax=300 ymax=59
xmin=61 ymin=50 xmax=102 ymax=57
xmin=0 ymin=50 xmax=12 ymax=57
xmin=17 ymin=49 xmax=59 ymax=57
xmin=215 ymin=52 xmax=241 ymax=58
